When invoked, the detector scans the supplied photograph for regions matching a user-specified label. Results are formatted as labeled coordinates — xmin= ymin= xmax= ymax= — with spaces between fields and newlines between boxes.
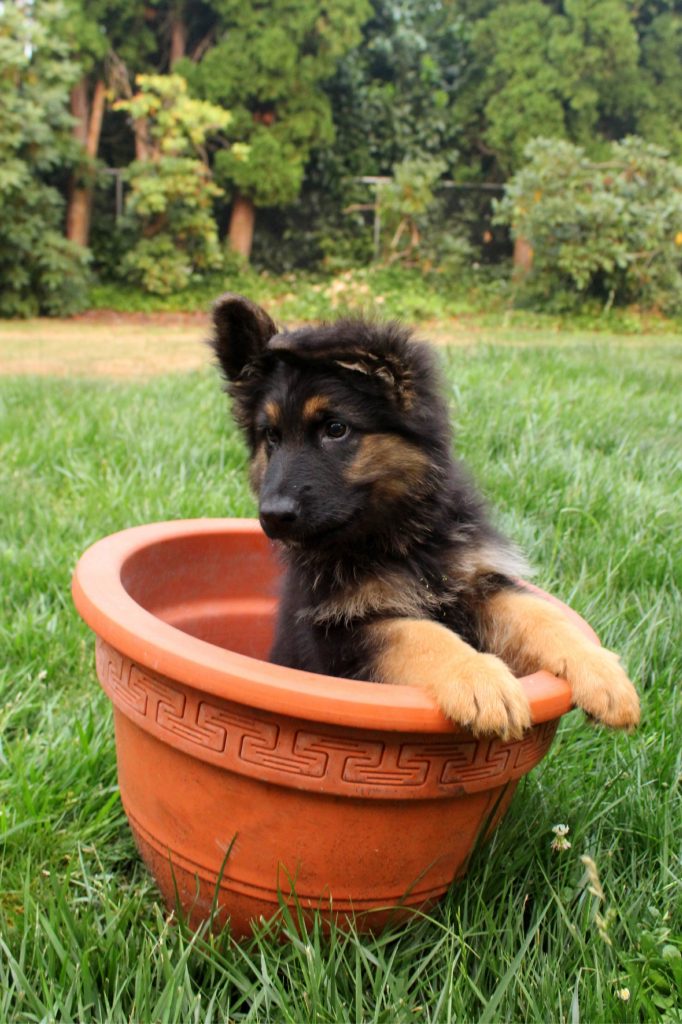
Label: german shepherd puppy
xmin=212 ymin=294 xmax=640 ymax=740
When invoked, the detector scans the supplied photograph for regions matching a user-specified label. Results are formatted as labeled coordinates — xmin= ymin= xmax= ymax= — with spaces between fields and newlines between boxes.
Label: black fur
xmin=212 ymin=294 xmax=523 ymax=682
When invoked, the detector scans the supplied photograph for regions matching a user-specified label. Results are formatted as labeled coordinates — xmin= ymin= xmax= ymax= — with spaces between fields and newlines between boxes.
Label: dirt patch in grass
xmin=72 ymin=309 xmax=209 ymax=326
xmin=0 ymin=313 xmax=213 ymax=377
xmin=1 ymin=310 xmax=679 ymax=377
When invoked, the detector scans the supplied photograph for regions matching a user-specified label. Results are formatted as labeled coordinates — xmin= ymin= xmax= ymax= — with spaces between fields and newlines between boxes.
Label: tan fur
xmin=301 ymin=395 xmax=330 ymax=422
xmin=264 ymin=400 xmax=281 ymax=425
xmin=453 ymin=541 xmax=531 ymax=585
xmin=345 ymin=434 xmax=431 ymax=501
xmin=334 ymin=358 xmax=376 ymax=378
xmin=481 ymin=589 xmax=640 ymax=729
xmin=301 ymin=570 xmax=441 ymax=627
xmin=368 ymin=618 xmax=532 ymax=740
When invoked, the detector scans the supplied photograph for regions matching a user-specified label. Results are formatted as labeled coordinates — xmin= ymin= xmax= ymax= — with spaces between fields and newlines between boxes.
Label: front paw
xmin=566 ymin=648 xmax=640 ymax=730
xmin=438 ymin=653 xmax=532 ymax=741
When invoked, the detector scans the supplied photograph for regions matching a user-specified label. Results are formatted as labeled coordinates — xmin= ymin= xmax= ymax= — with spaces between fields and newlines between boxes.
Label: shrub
xmin=494 ymin=137 xmax=682 ymax=312
xmin=376 ymin=156 xmax=473 ymax=274
xmin=117 ymin=158 xmax=225 ymax=295
xmin=0 ymin=1 xmax=90 ymax=317
xmin=0 ymin=182 xmax=90 ymax=318
xmin=114 ymin=75 xmax=234 ymax=295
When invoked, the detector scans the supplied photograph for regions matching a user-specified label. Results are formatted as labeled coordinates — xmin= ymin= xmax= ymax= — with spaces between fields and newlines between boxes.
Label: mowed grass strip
xmin=2 ymin=314 xmax=679 ymax=377
xmin=0 ymin=317 xmax=212 ymax=377
xmin=0 ymin=337 xmax=680 ymax=1023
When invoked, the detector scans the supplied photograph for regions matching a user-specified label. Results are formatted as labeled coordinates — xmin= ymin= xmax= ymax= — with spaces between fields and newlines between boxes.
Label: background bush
xmin=495 ymin=137 xmax=682 ymax=313
xmin=113 ymin=75 xmax=232 ymax=295
xmin=3 ymin=0 xmax=682 ymax=315
xmin=0 ymin=2 xmax=90 ymax=316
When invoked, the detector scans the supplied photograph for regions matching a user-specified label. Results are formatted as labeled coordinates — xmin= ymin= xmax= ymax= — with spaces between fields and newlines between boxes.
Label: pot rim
xmin=72 ymin=518 xmax=586 ymax=733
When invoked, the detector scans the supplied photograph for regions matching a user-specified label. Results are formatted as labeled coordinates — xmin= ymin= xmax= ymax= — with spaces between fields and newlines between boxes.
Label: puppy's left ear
xmin=212 ymin=293 xmax=277 ymax=381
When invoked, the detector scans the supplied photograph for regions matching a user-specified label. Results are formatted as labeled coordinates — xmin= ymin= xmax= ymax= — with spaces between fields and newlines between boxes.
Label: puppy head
xmin=212 ymin=294 xmax=451 ymax=547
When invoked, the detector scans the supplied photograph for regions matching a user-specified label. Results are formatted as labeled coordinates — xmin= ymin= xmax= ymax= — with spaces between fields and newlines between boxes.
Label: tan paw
xmin=436 ymin=652 xmax=532 ymax=741
xmin=565 ymin=648 xmax=640 ymax=730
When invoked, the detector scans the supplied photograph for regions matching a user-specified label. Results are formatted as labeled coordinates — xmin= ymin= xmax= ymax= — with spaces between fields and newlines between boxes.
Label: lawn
xmin=0 ymin=319 xmax=680 ymax=1022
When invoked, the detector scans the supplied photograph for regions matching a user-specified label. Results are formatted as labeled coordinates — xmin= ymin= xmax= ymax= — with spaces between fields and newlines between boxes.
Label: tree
xmin=241 ymin=0 xmax=469 ymax=272
xmin=0 ymin=2 xmax=89 ymax=316
xmin=635 ymin=1 xmax=682 ymax=160
xmin=453 ymin=0 xmax=645 ymax=179
xmin=61 ymin=0 xmax=156 ymax=247
xmin=114 ymin=74 xmax=234 ymax=293
xmin=180 ymin=0 xmax=371 ymax=260
xmin=328 ymin=0 xmax=467 ymax=176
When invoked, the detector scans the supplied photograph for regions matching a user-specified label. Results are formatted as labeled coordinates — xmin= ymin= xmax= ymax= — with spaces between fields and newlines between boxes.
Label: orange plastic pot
xmin=72 ymin=519 xmax=588 ymax=938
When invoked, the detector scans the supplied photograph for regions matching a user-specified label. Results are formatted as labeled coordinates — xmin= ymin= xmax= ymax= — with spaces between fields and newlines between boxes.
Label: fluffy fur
xmin=212 ymin=294 xmax=640 ymax=739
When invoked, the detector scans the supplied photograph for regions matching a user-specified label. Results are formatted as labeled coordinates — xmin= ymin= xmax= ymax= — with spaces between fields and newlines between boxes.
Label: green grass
xmin=1 ymin=337 xmax=681 ymax=1022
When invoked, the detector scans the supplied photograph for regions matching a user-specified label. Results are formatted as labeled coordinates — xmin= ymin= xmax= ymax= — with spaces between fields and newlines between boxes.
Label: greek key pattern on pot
xmin=95 ymin=639 xmax=557 ymax=797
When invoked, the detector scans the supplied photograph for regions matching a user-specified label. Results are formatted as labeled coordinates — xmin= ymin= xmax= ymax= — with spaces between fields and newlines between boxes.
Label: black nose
xmin=259 ymin=496 xmax=300 ymax=538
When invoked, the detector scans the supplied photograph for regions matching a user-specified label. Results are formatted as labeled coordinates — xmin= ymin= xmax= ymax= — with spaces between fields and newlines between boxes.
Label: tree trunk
xmin=87 ymin=79 xmax=106 ymax=157
xmin=66 ymin=189 xmax=93 ymax=249
xmin=170 ymin=7 xmax=187 ymax=67
xmin=66 ymin=78 xmax=106 ymax=248
xmin=133 ymin=117 xmax=153 ymax=161
xmin=70 ymin=76 xmax=89 ymax=147
xmin=228 ymin=193 xmax=256 ymax=261
xmin=513 ymin=236 xmax=534 ymax=276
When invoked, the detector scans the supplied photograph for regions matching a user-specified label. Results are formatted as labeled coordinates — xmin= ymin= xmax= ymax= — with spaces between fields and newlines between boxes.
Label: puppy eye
xmin=264 ymin=426 xmax=280 ymax=446
xmin=324 ymin=420 xmax=348 ymax=440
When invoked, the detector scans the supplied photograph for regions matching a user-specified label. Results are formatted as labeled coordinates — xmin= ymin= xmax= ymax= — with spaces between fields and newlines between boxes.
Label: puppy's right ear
xmin=211 ymin=293 xmax=277 ymax=380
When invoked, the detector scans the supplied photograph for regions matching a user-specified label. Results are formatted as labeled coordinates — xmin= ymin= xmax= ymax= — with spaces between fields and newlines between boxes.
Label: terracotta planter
xmin=72 ymin=519 xmax=590 ymax=938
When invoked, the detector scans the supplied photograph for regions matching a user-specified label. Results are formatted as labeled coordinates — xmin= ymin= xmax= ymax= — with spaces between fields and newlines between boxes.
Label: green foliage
xmin=5 ymin=0 xmax=682 ymax=312
xmin=114 ymin=75 xmax=233 ymax=294
xmin=214 ymin=127 xmax=307 ymax=209
xmin=453 ymin=0 xmax=682 ymax=178
xmin=495 ymin=137 xmax=682 ymax=312
xmin=0 ymin=2 xmax=90 ymax=317
xmin=376 ymin=156 xmax=470 ymax=271
xmin=248 ymin=0 xmax=470 ymax=274
xmin=632 ymin=2 xmax=682 ymax=160
xmin=61 ymin=0 xmax=156 ymax=73
xmin=0 ymin=190 xmax=91 ymax=319
xmin=182 ymin=0 xmax=371 ymax=206
xmin=329 ymin=0 xmax=467 ymax=173
xmin=379 ymin=157 xmax=446 ymax=227
xmin=115 ymin=74 xmax=235 ymax=161
xmin=87 ymin=264 xmax=478 ymax=321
